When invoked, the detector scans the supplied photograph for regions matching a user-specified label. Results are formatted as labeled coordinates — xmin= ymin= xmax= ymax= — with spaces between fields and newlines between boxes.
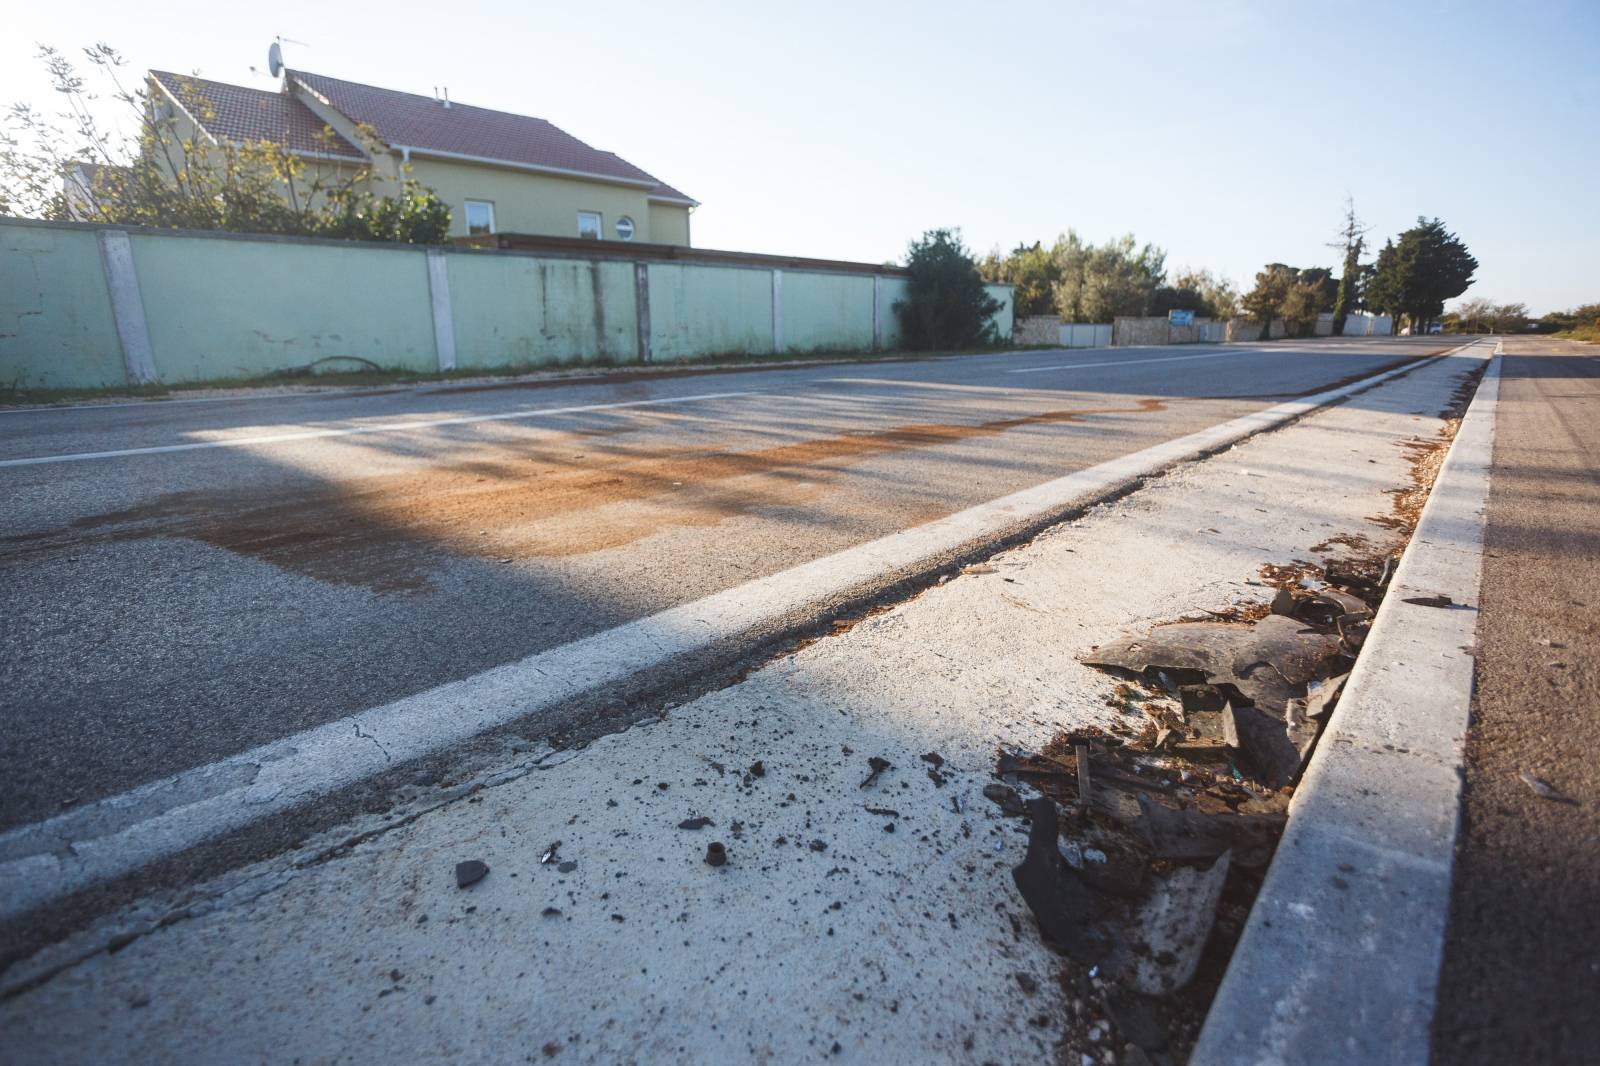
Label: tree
xmin=1365 ymin=217 xmax=1478 ymax=332
xmin=1448 ymin=297 xmax=1496 ymax=333
xmin=978 ymin=241 xmax=1059 ymax=317
xmin=1328 ymin=197 xmax=1370 ymax=335
xmin=1243 ymin=264 xmax=1334 ymax=338
xmin=1 ymin=43 xmax=450 ymax=243
xmin=1169 ymin=267 xmax=1239 ymax=320
xmin=1052 ymin=231 xmax=1167 ymax=322
xmin=895 ymin=228 xmax=1002 ymax=350
xmin=1487 ymin=302 xmax=1529 ymax=334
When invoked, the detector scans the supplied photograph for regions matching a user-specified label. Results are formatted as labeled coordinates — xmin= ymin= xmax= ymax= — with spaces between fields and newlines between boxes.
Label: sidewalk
xmin=0 ymin=350 xmax=1487 ymax=1064
xmin=1430 ymin=338 xmax=1600 ymax=1064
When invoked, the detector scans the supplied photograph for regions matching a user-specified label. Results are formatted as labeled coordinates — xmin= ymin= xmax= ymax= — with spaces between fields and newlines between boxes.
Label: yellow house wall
xmin=646 ymin=203 xmax=691 ymax=246
xmin=402 ymin=156 xmax=688 ymax=244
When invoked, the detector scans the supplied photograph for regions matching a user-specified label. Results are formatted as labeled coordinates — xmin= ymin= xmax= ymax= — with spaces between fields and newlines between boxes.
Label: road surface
xmin=0 ymin=337 xmax=1442 ymax=942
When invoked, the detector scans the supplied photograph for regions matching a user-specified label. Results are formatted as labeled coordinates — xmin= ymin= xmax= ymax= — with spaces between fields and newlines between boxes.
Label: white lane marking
xmin=0 ymin=392 xmax=754 ymax=468
xmin=0 ymin=348 xmax=1477 ymax=920
xmin=1006 ymin=349 xmax=1251 ymax=374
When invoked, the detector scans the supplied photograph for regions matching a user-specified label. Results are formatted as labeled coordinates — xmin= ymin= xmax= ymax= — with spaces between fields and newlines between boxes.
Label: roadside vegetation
xmin=978 ymin=201 xmax=1481 ymax=339
xmin=1 ymin=43 xmax=450 ymax=242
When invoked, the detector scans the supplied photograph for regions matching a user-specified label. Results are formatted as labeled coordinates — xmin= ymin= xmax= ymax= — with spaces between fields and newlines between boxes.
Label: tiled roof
xmin=148 ymin=71 xmax=366 ymax=160
xmin=288 ymin=70 xmax=695 ymax=203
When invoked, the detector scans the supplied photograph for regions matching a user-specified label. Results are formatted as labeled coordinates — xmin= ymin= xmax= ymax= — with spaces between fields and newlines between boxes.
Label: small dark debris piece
xmin=705 ymin=841 xmax=728 ymax=867
xmin=884 ymin=822 xmax=896 ymax=833
xmin=809 ymin=840 xmax=828 ymax=852
xmin=920 ymin=752 xmax=946 ymax=768
xmin=678 ymin=816 xmax=714 ymax=830
xmin=1011 ymin=797 xmax=1100 ymax=959
xmin=927 ymin=768 xmax=947 ymax=787
xmin=865 ymin=806 xmax=900 ymax=817
xmin=748 ymin=761 xmax=766 ymax=778
xmin=1014 ymin=972 xmax=1039 ymax=995
xmin=860 ymin=756 xmax=892 ymax=789
xmin=541 ymin=907 xmax=563 ymax=917
xmin=1223 ymin=702 xmax=1310 ymax=790
xmin=1402 ymin=593 xmax=1456 ymax=608
xmin=557 ymin=861 xmax=578 ymax=874
xmin=1179 ymin=684 xmax=1227 ymax=716
xmin=983 ymin=782 xmax=1026 ymax=816
xmin=610 ymin=914 xmax=625 ymax=923
xmin=455 ymin=860 xmax=489 ymax=889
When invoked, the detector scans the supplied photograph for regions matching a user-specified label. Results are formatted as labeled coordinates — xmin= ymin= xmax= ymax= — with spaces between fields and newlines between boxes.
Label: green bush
xmin=895 ymin=229 xmax=1001 ymax=350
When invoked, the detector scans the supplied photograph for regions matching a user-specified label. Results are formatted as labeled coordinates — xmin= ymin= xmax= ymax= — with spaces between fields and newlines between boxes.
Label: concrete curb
xmin=1190 ymin=346 xmax=1501 ymax=1065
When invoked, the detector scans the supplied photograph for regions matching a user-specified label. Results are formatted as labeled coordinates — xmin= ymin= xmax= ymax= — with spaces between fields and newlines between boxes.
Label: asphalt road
xmin=1432 ymin=337 xmax=1600 ymax=1064
xmin=0 ymin=338 xmax=1436 ymax=842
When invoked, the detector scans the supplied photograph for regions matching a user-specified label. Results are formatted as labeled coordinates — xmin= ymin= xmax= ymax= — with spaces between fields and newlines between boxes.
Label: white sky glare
xmin=3 ymin=0 xmax=1595 ymax=311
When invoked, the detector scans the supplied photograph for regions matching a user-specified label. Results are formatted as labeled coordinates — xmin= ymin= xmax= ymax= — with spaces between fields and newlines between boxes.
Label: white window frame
xmin=577 ymin=210 xmax=602 ymax=240
xmin=464 ymin=199 xmax=495 ymax=235
xmin=615 ymin=215 xmax=635 ymax=241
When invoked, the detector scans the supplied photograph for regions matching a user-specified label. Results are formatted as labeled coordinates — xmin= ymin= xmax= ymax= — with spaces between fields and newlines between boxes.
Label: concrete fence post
xmin=425 ymin=248 xmax=457 ymax=373
xmin=634 ymin=262 xmax=652 ymax=363
xmin=771 ymin=269 xmax=784 ymax=354
xmin=96 ymin=230 xmax=158 ymax=386
xmin=872 ymin=276 xmax=883 ymax=352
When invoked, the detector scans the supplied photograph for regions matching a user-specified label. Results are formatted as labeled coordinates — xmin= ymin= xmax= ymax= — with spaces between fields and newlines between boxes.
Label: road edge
xmin=1190 ymin=348 xmax=1502 ymax=1065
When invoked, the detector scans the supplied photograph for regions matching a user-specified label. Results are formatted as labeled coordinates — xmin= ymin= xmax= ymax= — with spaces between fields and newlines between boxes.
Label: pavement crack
xmin=353 ymin=723 xmax=391 ymax=764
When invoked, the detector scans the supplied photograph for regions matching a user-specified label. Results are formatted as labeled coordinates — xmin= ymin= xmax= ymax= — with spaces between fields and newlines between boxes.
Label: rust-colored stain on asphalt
xmin=4 ymin=398 xmax=1167 ymax=592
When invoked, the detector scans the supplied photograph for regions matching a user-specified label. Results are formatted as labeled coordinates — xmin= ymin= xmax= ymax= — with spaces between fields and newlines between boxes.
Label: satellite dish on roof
xmin=267 ymin=41 xmax=283 ymax=77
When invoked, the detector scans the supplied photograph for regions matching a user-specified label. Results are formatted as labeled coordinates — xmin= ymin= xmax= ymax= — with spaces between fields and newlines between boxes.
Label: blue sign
xmin=1168 ymin=309 xmax=1195 ymax=327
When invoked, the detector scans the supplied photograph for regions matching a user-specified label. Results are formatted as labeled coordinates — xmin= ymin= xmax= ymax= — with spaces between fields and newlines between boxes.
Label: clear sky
xmin=4 ymin=0 xmax=1596 ymax=312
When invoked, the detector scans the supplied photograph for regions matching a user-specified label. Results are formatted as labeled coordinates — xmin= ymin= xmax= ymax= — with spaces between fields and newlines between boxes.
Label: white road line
xmin=0 ymin=391 xmax=754 ymax=468
xmin=0 ymin=349 xmax=1471 ymax=920
xmin=1006 ymin=349 xmax=1251 ymax=374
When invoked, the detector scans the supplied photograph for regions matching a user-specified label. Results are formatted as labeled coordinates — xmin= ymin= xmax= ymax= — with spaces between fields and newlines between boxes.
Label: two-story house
xmin=142 ymin=67 xmax=696 ymax=244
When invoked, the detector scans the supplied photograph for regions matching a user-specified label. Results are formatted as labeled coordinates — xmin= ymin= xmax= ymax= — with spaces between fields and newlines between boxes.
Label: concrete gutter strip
xmin=1191 ymin=351 xmax=1502 ymax=1065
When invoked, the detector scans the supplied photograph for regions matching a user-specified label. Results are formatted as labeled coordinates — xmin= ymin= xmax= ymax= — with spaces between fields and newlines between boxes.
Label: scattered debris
xmin=983 ymin=783 xmax=1026 ymax=816
xmin=1010 ymin=797 xmax=1101 ymax=959
xmin=1081 ymin=613 xmax=1346 ymax=717
xmin=541 ymin=907 xmax=562 ymax=918
xmin=704 ymin=842 xmax=728 ymax=867
xmin=539 ymin=842 xmax=561 ymax=865
xmin=920 ymin=752 xmax=945 ymax=768
xmin=1519 ymin=773 xmax=1578 ymax=805
xmin=454 ymin=860 xmax=489 ymax=889
xmin=1110 ymin=852 xmax=1231 ymax=997
xmin=859 ymin=756 xmax=892 ymax=789
xmin=677 ymin=817 xmax=714 ymax=830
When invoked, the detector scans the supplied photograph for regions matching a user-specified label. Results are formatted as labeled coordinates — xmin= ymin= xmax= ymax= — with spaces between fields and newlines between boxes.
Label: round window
xmin=615 ymin=216 xmax=635 ymax=241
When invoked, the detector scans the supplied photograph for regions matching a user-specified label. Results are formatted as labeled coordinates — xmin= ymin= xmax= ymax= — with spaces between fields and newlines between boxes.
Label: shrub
xmin=895 ymin=229 xmax=1002 ymax=350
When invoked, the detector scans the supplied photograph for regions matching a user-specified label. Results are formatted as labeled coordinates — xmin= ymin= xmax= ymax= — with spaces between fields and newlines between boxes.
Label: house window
xmin=615 ymin=216 xmax=635 ymax=241
xmin=465 ymin=200 xmax=495 ymax=235
xmin=577 ymin=211 xmax=602 ymax=240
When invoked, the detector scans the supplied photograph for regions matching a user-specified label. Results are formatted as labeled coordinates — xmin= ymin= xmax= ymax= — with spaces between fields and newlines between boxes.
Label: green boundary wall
xmin=0 ymin=218 xmax=1013 ymax=390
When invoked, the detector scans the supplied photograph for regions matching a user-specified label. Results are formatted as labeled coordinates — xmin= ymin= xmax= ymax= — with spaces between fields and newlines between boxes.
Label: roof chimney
xmin=442 ymin=87 xmax=452 ymax=109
